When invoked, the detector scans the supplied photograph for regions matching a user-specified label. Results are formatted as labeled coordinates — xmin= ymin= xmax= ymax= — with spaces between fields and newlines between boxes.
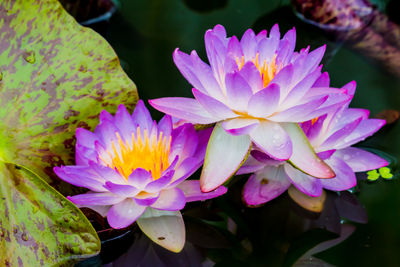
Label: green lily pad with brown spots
xmin=0 ymin=0 xmax=138 ymax=195
xmin=0 ymin=0 xmax=138 ymax=264
xmin=0 ymin=161 xmax=100 ymax=265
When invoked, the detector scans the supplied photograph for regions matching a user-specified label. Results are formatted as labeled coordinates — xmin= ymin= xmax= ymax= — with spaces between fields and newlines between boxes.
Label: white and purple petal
xmin=177 ymin=180 xmax=227 ymax=202
xmin=68 ymin=192 xmax=125 ymax=207
xmin=284 ymin=164 xmax=322 ymax=197
xmin=249 ymin=121 xmax=292 ymax=160
xmin=107 ymin=198 xmax=147 ymax=229
xmin=149 ymin=97 xmax=218 ymax=124
xmin=334 ymin=147 xmax=388 ymax=172
xmin=150 ymin=188 xmax=186 ymax=211
xmin=200 ymin=123 xmax=252 ymax=192
xmin=320 ymin=156 xmax=357 ymax=191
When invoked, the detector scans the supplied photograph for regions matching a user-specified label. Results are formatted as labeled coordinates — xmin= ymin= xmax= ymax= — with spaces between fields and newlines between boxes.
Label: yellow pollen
xmin=311 ymin=117 xmax=319 ymax=125
xmin=100 ymin=128 xmax=171 ymax=180
xmin=236 ymin=53 xmax=279 ymax=88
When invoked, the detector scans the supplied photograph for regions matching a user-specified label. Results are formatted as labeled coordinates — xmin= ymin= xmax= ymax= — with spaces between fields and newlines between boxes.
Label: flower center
xmin=102 ymin=127 xmax=171 ymax=180
xmin=236 ymin=53 xmax=279 ymax=88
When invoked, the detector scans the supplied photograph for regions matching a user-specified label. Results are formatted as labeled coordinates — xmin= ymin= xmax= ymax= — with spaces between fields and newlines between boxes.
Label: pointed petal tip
xmin=200 ymin=179 xmax=221 ymax=193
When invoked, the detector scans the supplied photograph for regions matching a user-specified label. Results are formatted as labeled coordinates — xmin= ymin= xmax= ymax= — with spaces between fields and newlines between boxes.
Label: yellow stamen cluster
xmin=101 ymin=128 xmax=171 ymax=180
xmin=236 ymin=53 xmax=279 ymax=88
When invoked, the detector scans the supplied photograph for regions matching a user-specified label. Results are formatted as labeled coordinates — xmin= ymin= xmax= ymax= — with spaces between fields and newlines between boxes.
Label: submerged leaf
xmin=0 ymin=162 xmax=100 ymax=265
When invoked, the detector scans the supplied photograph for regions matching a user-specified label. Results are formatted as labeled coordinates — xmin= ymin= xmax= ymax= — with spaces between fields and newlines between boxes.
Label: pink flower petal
xmin=190 ymin=50 xmax=225 ymax=101
xmin=268 ymin=95 xmax=328 ymax=122
xmin=68 ymin=192 xmax=125 ymax=206
xmin=170 ymin=124 xmax=198 ymax=161
xmin=281 ymin=67 xmax=322 ymax=108
xmin=284 ymin=164 xmax=322 ymax=197
xmin=150 ymin=188 xmax=186 ymax=211
xmin=177 ymin=180 xmax=227 ymax=202
xmin=248 ymin=83 xmax=280 ymax=118
xmin=131 ymin=100 xmax=153 ymax=131
xmin=192 ymin=88 xmax=237 ymax=119
xmin=89 ymin=162 xmax=126 ymax=184
xmin=313 ymin=72 xmax=330 ymax=87
xmin=173 ymin=49 xmax=208 ymax=95
xmin=221 ymin=118 xmax=259 ymax=136
xmin=169 ymin=157 xmax=202 ymax=187
xmin=205 ymin=30 xmax=228 ymax=85
xmin=281 ymin=122 xmax=335 ymax=178
xmin=236 ymin=155 xmax=265 ymax=175
xmin=107 ymin=198 xmax=147 ymax=229
xmin=225 ymin=72 xmax=253 ymax=111
xmin=76 ymin=127 xmax=102 ymax=150
xmin=227 ymin=35 xmax=243 ymax=59
xmin=114 ymin=104 xmax=136 ymax=146
xmin=54 ymin=166 xmax=106 ymax=192
xmin=303 ymin=45 xmax=325 ymax=74
xmin=243 ymin=165 xmax=291 ymax=206
xmin=334 ymin=147 xmax=388 ymax=172
xmin=249 ymin=121 xmax=292 ymax=160
xmin=149 ymin=97 xmax=218 ymax=124
xmin=94 ymin=120 xmax=120 ymax=152
xmin=333 ymin=119 xmax=386 ymax=150
xmin=270 ymin=64 xmax=294 ymax=97
xmin=240 ymin=28 xmax=257 ymax=61
xmin=238 ymin=62 xmax=263 ymax=93
xmin=319 ymin=117 xmax=363 ymax=151
xmin=258 ymin=37 xmax=279 ymax=64
xmin=104 ymin=182 xmax=139 ymax=197
xmin=269 ymin=24 xmax=281 ymax=40
xmin=157 ymin=115 xmax=173 ymax=138
xmin=320 ymin=156 xmax=357 ymax=191
xmin=144 ymin=170 xmax=174 ymax=193
xmin=127 ymin=168 xmax=153 ymax=189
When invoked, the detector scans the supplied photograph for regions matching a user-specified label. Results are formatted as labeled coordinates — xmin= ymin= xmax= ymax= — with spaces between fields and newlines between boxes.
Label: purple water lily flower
xmin=150 ymin=24 xmax=351 ymax=192
xmin=239 ymin=82 xmax=388 ymax=206
xmin=54 ymin=100 xmax=226 ymax=252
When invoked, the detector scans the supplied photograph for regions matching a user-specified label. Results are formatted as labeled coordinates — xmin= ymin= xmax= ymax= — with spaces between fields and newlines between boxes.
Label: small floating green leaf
xmin=367 ymin=169 xmax=380 ymax=181
xmin=379 ymin=167 xmax=393 ymax=179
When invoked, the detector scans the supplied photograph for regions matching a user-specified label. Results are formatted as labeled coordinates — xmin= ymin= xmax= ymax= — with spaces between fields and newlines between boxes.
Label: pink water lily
xmin=239 ymin=82 xmax=388 ymax=206
xmin=150 ymin=24 xmax=351 ymax=192
xmin=54 ymin=100 xmax=226 ymax=252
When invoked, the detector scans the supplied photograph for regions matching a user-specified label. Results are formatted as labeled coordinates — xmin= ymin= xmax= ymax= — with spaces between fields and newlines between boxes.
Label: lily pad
xmin=0 ymin=0 xmax=138 ymax=195
xmin=0 ymin=0 xmax=137 ymax=264
xmin=0 ymin=162 xmax=100 ymax=265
